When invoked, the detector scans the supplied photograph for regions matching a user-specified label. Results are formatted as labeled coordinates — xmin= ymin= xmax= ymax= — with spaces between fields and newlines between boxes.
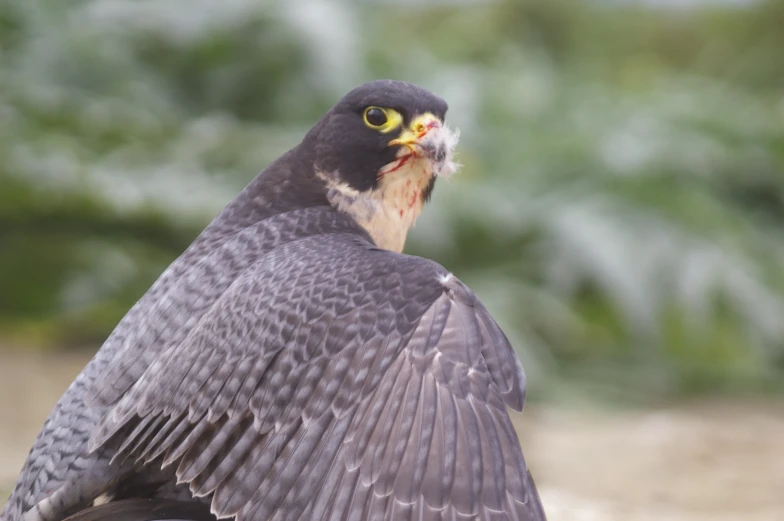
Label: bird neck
xmin=317 ymin=159 xmax=433 ymax=253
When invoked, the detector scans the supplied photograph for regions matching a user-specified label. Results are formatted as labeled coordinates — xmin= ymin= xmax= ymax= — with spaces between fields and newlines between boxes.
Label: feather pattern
xmin=4 ymin=206 xmax=544 ymax=521
xmin=82 ymin=232 xmax=542 ymax=521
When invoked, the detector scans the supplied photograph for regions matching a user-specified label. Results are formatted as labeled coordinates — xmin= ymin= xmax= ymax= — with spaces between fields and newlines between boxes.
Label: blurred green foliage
xmin=1 ymin=0 xmax=783 ymax=399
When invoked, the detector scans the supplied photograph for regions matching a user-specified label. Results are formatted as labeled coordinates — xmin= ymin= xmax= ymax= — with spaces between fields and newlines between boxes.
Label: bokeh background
xmin=1 ymin=0 xmax=783 ymax=519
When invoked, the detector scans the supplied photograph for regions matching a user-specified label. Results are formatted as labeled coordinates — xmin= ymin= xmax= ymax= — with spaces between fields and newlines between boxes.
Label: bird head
xmin=302 ymin=80 xmax=460 ymax=252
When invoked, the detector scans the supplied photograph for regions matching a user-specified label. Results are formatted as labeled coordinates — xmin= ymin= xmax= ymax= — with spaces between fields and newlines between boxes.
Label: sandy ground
xmin=1 ymin=350 xmax=782 ymax=520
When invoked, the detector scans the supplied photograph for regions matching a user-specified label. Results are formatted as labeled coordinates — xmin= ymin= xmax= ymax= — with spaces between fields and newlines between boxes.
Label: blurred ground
xmin=1 ymin=350 xmax=781 ymax=521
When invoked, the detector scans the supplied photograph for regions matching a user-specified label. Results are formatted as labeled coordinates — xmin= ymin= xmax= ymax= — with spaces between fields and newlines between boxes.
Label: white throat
xmin=321 ymin=124 xmax=459 ymax=252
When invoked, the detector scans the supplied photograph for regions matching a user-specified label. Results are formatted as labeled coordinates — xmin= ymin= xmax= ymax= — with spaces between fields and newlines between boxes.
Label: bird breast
xmin=320 ymin=152 xmax=434 ymax=252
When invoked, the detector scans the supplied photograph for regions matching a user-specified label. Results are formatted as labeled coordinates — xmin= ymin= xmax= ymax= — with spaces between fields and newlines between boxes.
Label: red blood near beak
xmin=379 ymin=152 xmax=414 ymax=176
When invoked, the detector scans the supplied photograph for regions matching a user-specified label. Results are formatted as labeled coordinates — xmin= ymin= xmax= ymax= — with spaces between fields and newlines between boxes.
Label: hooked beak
xmin=387 ymin=113 xmax=460 ymax=177
xmin=388 ymin=113 xmax=442 ymax=152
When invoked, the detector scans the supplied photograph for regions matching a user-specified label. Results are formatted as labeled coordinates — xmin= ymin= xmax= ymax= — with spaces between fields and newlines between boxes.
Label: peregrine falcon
xmin=2 ymin=80 xmax=547 ymax=521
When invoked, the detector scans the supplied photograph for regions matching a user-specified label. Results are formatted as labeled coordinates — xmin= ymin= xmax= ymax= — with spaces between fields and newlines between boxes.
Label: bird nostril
xmin=414 ymin=123 xmax=426 ymax=134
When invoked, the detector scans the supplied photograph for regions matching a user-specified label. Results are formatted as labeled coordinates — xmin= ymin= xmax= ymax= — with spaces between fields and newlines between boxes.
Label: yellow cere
xmin=387 ymin=112 xmax=442 ymax=150
xmin=363 ymin=106 xmax=404 ymax=133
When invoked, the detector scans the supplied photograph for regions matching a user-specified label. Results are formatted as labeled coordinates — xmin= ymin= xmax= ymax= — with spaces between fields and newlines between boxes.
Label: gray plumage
xmin=2 ymin=80 xmax=546 ymax=521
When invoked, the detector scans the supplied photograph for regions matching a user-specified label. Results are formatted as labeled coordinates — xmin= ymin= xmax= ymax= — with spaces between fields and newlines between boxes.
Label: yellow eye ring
xmin=362 ymin=106 xmax=403 ymax=133
xmin=364 ymin=107 xmax=388 ymax=127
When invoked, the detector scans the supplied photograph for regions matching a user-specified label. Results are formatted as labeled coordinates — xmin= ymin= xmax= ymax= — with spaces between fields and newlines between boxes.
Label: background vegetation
xmin=2 ymin=0 xmax=783 ymax=401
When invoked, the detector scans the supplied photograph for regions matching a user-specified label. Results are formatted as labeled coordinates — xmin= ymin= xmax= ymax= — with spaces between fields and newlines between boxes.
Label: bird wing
xmin=89 ymin=232 xmax=545 ymax=521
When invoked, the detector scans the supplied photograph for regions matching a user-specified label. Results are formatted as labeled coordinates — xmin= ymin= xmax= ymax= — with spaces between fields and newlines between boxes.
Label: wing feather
xmin=161 ymin=412 xmax=210 ymax=469
xmin=89 ymin=235 xmax=543 ymax=521
xmin=375 ymin=360 xmax=422 ymax=495
xmin=393 ymin=371 xmax=436 ymax=505
xmin=177 ymin=411 xmax=245 ymax=483
xmin=361 ymin=356 xmax=412 ymax=487
xmin=189 ymin=413 xmax=256 ymax=496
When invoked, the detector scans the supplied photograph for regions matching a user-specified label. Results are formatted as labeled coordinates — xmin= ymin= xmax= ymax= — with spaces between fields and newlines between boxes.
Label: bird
xmin=2 ymin=80 xmax=547 ymax=521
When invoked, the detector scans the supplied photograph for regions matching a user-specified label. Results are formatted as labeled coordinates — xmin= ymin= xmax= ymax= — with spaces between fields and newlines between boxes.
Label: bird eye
xmin=362 ymin=107 xmax=403 ymax=133
xmin=363 ymin=107 xmax=388 ymax=128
